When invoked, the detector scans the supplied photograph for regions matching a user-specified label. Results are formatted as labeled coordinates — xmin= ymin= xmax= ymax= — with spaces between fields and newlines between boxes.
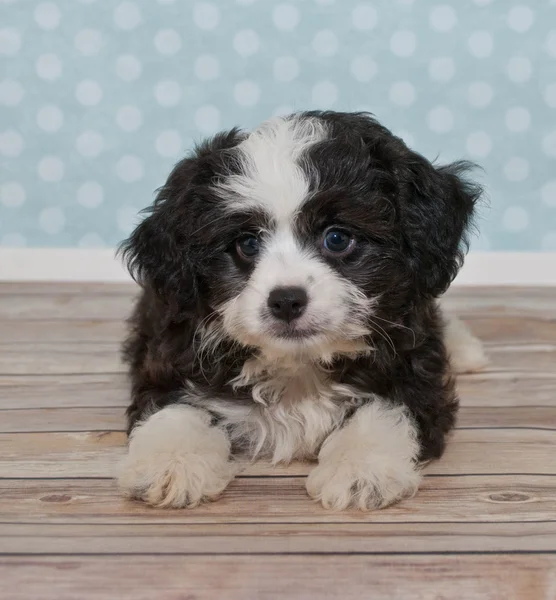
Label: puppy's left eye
xmin=322 ymin=228 xmax=355 ymax=257
xmin=235 ymin=234 xmax=260 ymax=261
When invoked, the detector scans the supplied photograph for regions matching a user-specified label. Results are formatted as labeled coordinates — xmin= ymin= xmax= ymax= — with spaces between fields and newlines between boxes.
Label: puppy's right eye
xmin=235 ymin=234 xmax=260 ymax=261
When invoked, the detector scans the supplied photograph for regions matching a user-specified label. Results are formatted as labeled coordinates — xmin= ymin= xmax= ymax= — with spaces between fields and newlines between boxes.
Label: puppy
xmin=118 ymin=111 xmax=484 ymax=510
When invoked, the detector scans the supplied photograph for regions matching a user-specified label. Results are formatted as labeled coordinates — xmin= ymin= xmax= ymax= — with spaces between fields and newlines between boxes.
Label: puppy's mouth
xmin=270 ymin=324 xmax=320 ymax=340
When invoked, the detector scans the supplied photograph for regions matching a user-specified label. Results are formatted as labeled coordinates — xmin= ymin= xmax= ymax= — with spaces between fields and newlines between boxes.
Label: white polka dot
xmin=115 ymin=155 xmax=144 ymax=182
xmin=0 ymin=130 xmax=24 ymax=157
xmin=350 ymin=56 xmax=377 ymax=82
xmin=115 ymin=54 xmax=142 ymax=81
xmin=428 ymin=57 xmax=455 ymax=82
xmin=77 ymin=182 xmax=104 ymax=209
xmin=389 ymin=81 xmax=415 ymax=107
xmin=273 ymin=4 xmax=300 ymax=30
xmin=76 ymin=130 xmax=104 ymax=158
xmin=311 ymin=80 xmax=338 ymax=107
xmin=503 ymin=157 xmax=529 ymax=182
xmin=312 ymin=30 xmax=338 ymax=56
xmin=79 ymin=233 xmax=106 ymax=248
xmin=154 ymin=29 xmax=182 ymax=55
xmin=116 ymin=105 xmax=142 ymax=131
xmin=233 ymin=29 xmax=259 ymax=57
xmin=390 ymin=30 xmax=416 ymax=57
xmin=234 ymin=80 xmax=260 ymax=107
xmin=114 ymin=2 xmax=142 ymax=30
xmin=466 ymin=131 xmax=492 ymax=157
xmin=546 ymin=31 xmax=556 ymax=58
xmin=1 ymin=233 xmax=27 ymax=247
xmin=508 ymin=5 xmax=534 ymax=33
xmin=505 ymin=107 xmax=530 ymax=132
xmin=427 ymin=106 xmax=454 ymax=133
xmin=541 ymin=181 xmax=556 ymax=207
xmin=155 ymin=130 xmax=182 ymax=157
xmin=75 ymin=80 xmax=103 ymax=106
xmin=502 ymin=207 xmax=529 ymax=232
xmin=194 ymin=55 xmax=220 ymax=80
xmin=541 ymin=232 xmax=556 ymax=251
xmin=117 ymin=205 xmax=140 ymax=234
xmin=36 ymin=105 xmax=63 ymax=132
xmin=36 ymin=54 xmax=62 ymax=80
xmin=507 ymin=57 xmax=532 ymax=83
xmin=544 ymin=83 xmax=556 ymax=108
xmin=74 ymin=29 xmax=103 ymax=56
xmin=351 ymin=4 xmax=377 ymax=30
xmin=0 ymin=79 xmax=25 ymax=106
xmin=34 ymin=2 xmax=61 ymax=29
xmin=273 ymin=105 xmax=294 ymax=117
xmin=39 ymin=207 xmax=66 ymax=234
xmin=429 ymin=5 xmax=457 ymax=32
xmin=193 ymin=3 xmax=220 ymax=30
xmin=154 ymin=80 xmax=182 ymax=106
xmin=273 ymin=56 xmax=299 ymax=82
xmin=0 ymin=182 xmax=25 ymax=208
xmin=194 ymin=105 xmax=220 ymax=134
xmin=468 ymin=31 xmax=493 ymax=58
xmin=467 ymin=82 xmax=493 ymax=108
xmin=0 ymin=28 xmax=20 ymax=55
xmin=542 ymin=131 xmax=556 ymax=158
xmin=38 ymin=156 xmax=64 ymax=182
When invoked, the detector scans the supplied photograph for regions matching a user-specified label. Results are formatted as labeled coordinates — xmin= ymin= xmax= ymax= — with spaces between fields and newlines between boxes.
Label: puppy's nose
xmin=267 ymin=287 xmax=308 ymax=323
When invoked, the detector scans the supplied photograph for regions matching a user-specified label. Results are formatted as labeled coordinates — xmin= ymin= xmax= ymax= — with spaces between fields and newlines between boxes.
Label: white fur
xmin=306 ymin=400 xmax=422 ymax=510
xmin=118 ymin=405 xmax=236 ymax=508
xmin=195 ymin=361 xmax=367 ymax=464
xmin=215 ymin=115 xmax=327 ymax=223
xmin=444 ymin=314 xmax=488 ymax=374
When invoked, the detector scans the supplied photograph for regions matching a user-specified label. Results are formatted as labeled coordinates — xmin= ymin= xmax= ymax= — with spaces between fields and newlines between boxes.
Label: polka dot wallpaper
xmin=1 ymin=0 xmax=556 ymax=250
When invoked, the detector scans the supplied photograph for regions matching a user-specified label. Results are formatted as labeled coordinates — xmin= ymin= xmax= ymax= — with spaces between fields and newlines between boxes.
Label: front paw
xmin=306 ymin=455 xmax=421 ymax=511
xmin=118 ymin=405 xmax=236 ymax=508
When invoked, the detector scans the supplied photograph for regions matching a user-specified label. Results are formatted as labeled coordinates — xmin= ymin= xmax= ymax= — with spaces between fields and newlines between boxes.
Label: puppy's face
xmin=122 ymin=112 xmax=479 ymax=360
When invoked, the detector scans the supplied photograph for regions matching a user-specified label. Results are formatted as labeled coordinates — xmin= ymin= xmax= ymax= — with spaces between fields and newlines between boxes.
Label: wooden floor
xmin=0 ymin=283 xmax=555 ymax=599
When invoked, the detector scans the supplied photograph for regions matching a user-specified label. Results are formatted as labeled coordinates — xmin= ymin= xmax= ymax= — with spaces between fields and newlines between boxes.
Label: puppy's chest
xmin=203 ymin=360 xmax=364 ymax=464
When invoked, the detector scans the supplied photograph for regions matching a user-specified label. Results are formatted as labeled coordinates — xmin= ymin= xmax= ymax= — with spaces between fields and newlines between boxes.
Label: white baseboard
xmin=0 ymin=249 xmax=555 ymax=286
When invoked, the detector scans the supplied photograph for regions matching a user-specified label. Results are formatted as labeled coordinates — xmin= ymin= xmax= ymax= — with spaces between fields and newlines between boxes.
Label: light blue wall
xmin=1 ymin=0 xmax=555 ymax=250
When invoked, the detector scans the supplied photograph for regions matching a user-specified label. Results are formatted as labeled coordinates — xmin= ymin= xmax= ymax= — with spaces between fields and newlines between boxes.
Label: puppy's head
xmin=121 ymin=112 xmax=480 ymax=360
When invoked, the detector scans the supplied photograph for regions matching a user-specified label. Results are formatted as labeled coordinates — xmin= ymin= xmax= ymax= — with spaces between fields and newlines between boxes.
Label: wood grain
xmin=2 ymin=521 xmax=556 ymax=554
xmin=1 ymin=282 xmax=555 ymax=599
xmin=1 ymin=428 xmax=554 ymax=478
xmin=0 ymin=475 xmax=554 ymax=524
xmin=0 ymin=555 xmax=554 ymax=600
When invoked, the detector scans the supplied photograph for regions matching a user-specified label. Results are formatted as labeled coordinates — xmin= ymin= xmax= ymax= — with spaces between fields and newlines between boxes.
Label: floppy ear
xmin=118 ymin=157 xmax=200 ymax=310
xmin=400 ymin=156 xmax=482 ymax=297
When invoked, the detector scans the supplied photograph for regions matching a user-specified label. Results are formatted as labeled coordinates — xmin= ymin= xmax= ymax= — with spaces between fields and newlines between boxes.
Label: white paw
xmin=306 ymin=402 xmax=422 ymax=511
xmin=444 ymin=315 xmax=488 ymax=374
xmin=118 ymin=405 xmax=236 ymax=508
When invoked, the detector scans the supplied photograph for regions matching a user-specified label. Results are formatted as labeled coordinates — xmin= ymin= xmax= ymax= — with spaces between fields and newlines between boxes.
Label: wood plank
xmin=0 ymin=374 xmax=128 ymax=409
xmin=1 ymin=406 xmax=554 ymax=434
xmin=0 ymin=476 xmax=554 ymax=524
xmin=0 ymin=320 xmax=127 ymax=343
xmin=4 ymin=314 xmax=556 ymax=346
xmin=0 ymin=429 xmax=554 ymax=478
xmin=2 ymin=371 xmax=554 ymax=411
xmin=0 ymin=294 xmax=134 ymax=321
xmin=0 ymin=343 xmax=123 ymax=375
xmin=2 ymin=521 xmax=555 ymax=555
xmin=0 ymin=554 xmax=554 ymax=600
xmin=0 ymin=282 xmax=135 ymax=295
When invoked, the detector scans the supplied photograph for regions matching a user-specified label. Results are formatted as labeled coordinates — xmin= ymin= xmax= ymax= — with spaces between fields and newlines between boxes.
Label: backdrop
xmin=1 ymin=0 xmax=555 ymax=250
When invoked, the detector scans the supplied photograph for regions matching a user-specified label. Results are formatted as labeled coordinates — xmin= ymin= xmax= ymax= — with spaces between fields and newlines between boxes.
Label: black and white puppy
xmin=118 ymin=111 xmax=486 ymax=511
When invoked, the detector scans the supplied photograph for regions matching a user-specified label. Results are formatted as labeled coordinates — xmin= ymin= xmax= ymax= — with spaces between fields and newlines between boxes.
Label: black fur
xmin=119 ymin=111 xmax=481 ymax=463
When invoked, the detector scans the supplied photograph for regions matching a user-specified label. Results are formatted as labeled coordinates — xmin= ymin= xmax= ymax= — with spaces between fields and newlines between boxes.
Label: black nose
xmin=267 ymin=287 xmax=308 ymax=323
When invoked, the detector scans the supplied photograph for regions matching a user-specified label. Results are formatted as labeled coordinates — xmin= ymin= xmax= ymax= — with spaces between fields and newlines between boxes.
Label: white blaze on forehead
xmin=216 ymin=115 xmax=327 ymax=222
